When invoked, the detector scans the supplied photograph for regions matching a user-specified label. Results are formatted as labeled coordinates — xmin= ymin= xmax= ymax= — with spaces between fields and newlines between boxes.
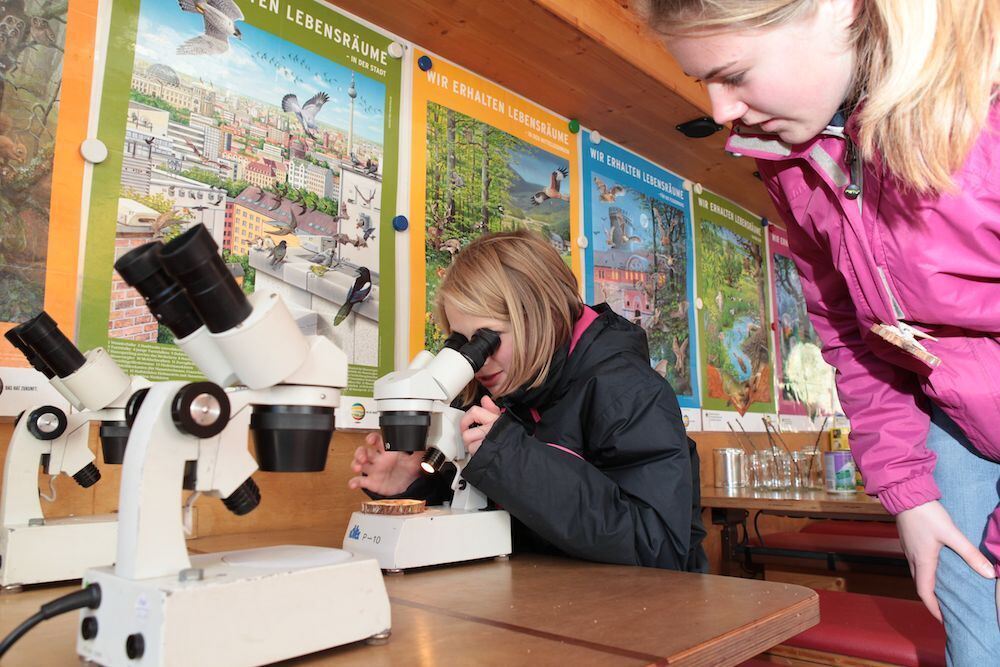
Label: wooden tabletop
xmin=1 ymin=531 xmax=818 ymax=666
xmin=701 ymin=486 xmax=889 ymax=517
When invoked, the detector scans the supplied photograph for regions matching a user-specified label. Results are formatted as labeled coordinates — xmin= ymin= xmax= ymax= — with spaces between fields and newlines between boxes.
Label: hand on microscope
xmin=460 ymin=395 xmax=502 ymax=456
xmin=347 ymin=432 xmax=424 ymax=495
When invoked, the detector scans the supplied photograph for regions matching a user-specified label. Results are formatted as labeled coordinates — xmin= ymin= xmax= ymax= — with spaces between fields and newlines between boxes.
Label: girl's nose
xmin=707 ymin=83 xmax=748 ymax=126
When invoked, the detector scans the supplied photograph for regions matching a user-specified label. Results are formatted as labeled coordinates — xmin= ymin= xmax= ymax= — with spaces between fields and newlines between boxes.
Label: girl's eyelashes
xmin=722 ymin=72 xmax=746 ymax=87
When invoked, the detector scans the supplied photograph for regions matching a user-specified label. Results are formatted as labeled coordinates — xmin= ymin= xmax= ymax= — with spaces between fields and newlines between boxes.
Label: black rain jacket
xmin=376 ymin=303 xmax=707 ymax=572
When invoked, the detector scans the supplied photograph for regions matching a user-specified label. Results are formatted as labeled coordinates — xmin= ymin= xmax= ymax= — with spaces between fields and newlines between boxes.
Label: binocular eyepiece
xmin=5 ymin=312 xmax=86 ymax=380
xmin=115 ymin=224 xmax=253 ymax=339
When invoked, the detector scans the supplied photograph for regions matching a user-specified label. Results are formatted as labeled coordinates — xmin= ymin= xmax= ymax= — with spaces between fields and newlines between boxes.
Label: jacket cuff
xmin=876 ymin=474 xmax=942 ymax=515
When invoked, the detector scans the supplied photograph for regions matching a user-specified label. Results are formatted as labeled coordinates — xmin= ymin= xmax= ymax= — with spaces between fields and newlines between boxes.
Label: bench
xmin=775 ymin=589 xmax=946 ymax=666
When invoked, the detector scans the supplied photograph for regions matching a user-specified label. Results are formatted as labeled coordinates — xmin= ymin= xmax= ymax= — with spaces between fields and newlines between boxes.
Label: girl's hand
xmin=347 ymin=431 xmax=423 ymax=495
xmin=896 ymin=500 xmax=996 ymax=621
xmin=460 ymin=396 xmax=502 ymax=457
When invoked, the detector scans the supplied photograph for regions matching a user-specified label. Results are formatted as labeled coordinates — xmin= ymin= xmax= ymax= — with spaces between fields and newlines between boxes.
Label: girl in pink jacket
xmin=643 ymin=0 xmax=1000 ymax=660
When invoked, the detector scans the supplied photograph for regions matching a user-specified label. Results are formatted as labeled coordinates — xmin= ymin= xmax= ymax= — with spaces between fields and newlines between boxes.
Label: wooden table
xmin=701 ymin=487 xmax=888 ymax=518
xmin=0 ymin=530 xmax=818 ymax=666
xmin=701 ymin=487 xmax=891 ymax=575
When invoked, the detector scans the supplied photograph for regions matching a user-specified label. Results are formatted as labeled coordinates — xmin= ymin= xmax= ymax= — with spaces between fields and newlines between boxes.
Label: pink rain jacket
xmin=726 ymin=101 xmax=1000 ymax=565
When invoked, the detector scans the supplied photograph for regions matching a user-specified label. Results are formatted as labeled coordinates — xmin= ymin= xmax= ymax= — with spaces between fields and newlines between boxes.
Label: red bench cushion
xmin=750 ymin=531 xmax=904 ymax=559
xmin=786 ymin=590 xmax=945 ymax=667
xmin=802 ymin=520 xmax=899 ymax=540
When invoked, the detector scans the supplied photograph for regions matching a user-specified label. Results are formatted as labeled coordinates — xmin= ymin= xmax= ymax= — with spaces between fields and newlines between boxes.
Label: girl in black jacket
xmin=349 ymin=230 xmax=707 ymax=571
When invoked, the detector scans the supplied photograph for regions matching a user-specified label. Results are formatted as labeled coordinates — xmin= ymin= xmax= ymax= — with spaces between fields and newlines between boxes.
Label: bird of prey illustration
xmin=530 ymin=167 xmax=569 ymax=206
xmin=176 ymin=0 xmax=244 ymax=56
xmin=183 ymin=137 xmax=221 ymax=167
xmin=593 ymin=176 xmax=625 ymax=202
xmin=331 ymin=200 xmax=350 ymax=223
xmin=281 ymin=92 xmax=329 ymax=140
xmin=268 ymin=239 xmax=287 ymax=266
xmin=334 ymin=267 xmax=372 ymax=326
xmin=267 ymin=208 xmax=298 ymax=236
xmin=355 ymin=185 xmax=376 ymax=207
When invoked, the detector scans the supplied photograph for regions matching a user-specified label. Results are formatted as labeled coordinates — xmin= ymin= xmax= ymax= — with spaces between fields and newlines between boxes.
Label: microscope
xmin=77 ymin=225 xmax=390 ymax=667
xmin=343 ymin=331 xmax=512 ymax=572
xmin=0 ymin=313 xmax=146 ymax=590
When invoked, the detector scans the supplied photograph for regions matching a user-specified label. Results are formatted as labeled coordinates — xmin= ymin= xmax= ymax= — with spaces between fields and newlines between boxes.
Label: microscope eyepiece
xmin=115 ymin=242 xmax=204 ymax=340
xmin=159 ymin=224 xmax=252 ymax=333
xmin=442 ymin=331 xmax=468 ymax=351
xmin=458 ymin=328 xmax=501 ymax=372
xmin=13 ymin=312 xmax=86 ymax=378
xmin=4 ymin=321 xmax=55 ymax=378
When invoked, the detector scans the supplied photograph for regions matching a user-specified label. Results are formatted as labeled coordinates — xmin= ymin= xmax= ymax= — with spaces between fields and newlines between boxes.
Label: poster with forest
xmin=693 ymin=190 xmax=774 ymax=429
xmin=0 ymin=0 xmax=97 ymax=415
xmin=769 ymin=224 xmax=836 ymax=429
xmin=76 ymin=0 xmax=400 ymax=417
xmin=409 ymin=48 xmax=580 ymax=355
xmin=580 ymin=131 xmax=699 ymax=426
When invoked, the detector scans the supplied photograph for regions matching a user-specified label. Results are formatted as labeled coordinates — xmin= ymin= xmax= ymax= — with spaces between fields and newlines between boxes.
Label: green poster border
xmin=78 ymin=0 xmax=400 ymax=394
xmin=693 ymin=189 xmax=775 ymax=414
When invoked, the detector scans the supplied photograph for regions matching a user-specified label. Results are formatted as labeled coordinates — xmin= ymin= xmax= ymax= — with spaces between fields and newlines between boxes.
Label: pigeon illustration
xmin=334 ymin=267 xmax=372 ymax=326
xmin=176 ymin=0 xmax=244 ymax=56
xmin=355 ymin=212 xmax=375 ymax=242
xmin=530 ymin=167 xmax=569 ymax=206
xmin=268 ymin=239 xmax=287 ymax=266
xmin=281 ymin=92 xmax=329 ymax=139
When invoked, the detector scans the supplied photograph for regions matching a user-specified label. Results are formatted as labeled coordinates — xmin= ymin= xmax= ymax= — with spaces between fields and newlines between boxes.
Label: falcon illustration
xmin=176 ymin=0 xmax=244 ymax=56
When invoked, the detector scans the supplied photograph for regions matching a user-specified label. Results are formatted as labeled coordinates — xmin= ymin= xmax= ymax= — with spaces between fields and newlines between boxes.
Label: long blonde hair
xmin=434 ymin=230 xmax=583 ymax=402
xmin=641 ymin=0 xmax=1000 ymax=193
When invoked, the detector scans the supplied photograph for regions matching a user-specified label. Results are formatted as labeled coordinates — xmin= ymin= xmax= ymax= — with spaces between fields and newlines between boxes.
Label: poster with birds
xmin=693 ymin=189 xmax=775 ymax=430
xmin=580 ymin=131 xmax=700 ymax=422
xmin=76 ymin=0 xmax=400 ymax=418
xmin=408 ymin=49 xmax=580 ymax=356
xmin=0 ymin=0 xmax=95 ymax=415
xmin=768 ymin=224 xmax=836 ymax=429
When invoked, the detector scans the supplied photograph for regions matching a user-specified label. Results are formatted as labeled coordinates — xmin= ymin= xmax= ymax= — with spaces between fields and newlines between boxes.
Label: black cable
xmin=0 ymin=584 xmax=101 ymax=660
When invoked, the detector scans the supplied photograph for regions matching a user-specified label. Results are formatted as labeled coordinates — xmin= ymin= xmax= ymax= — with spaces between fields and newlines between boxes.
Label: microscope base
xmin=0 ymin=515 xmax=118 ymax=587
xmin=77 ymin=545 xmax=390 ymax=667
xmin=343 ymin=507 xmax=512 ymax=570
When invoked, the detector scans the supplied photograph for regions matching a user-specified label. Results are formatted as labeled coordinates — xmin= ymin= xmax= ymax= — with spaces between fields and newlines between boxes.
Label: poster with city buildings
xmin=693 ymin=190 xmax=776 ymax=431
xmin=77 ymin=0 xmax=400 ymax=420
xmin=409 ymin=49 xmax=580 ymax=356
xmin=581 ymin=131 xmax=700 ymax=429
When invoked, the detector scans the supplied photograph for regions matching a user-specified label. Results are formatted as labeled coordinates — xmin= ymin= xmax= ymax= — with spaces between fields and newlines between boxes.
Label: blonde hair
xmin=641 ymin=0 xmax=1000 ymax=193
xmin=434 ymin=230 xmax=583 ymax=402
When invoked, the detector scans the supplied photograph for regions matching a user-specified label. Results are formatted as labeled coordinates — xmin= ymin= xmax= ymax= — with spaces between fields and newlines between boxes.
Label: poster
xmin=0 ymin=0 xmax=97 ymax=415
xmin=408 ymin=48 xmax=580 ymax=355
xmin=77 ymin=0 xmax=401 ymax=425
xmin=693 ymin=189 xmax=774 ymax=430
xmin=581 ymin=132 xmax=700 ymax=429
xmin=769 ymin=224 xmax=836 ymax=430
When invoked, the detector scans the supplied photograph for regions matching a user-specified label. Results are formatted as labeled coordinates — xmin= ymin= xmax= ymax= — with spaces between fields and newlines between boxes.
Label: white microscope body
xmin=343 ymin=333 xmax=512 ymax=571
xmin=0 ymin=314 xmax=147 ymax=589
xmin=77 ymin=226 xmax=389 ymax=667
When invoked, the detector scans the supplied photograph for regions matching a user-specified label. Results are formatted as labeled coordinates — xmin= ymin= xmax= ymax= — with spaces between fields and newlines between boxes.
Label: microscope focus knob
xmin=171 ymin=382 xmax=230 ymax=439
xmin=27 ymin=405 xmax=67 ymax=440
